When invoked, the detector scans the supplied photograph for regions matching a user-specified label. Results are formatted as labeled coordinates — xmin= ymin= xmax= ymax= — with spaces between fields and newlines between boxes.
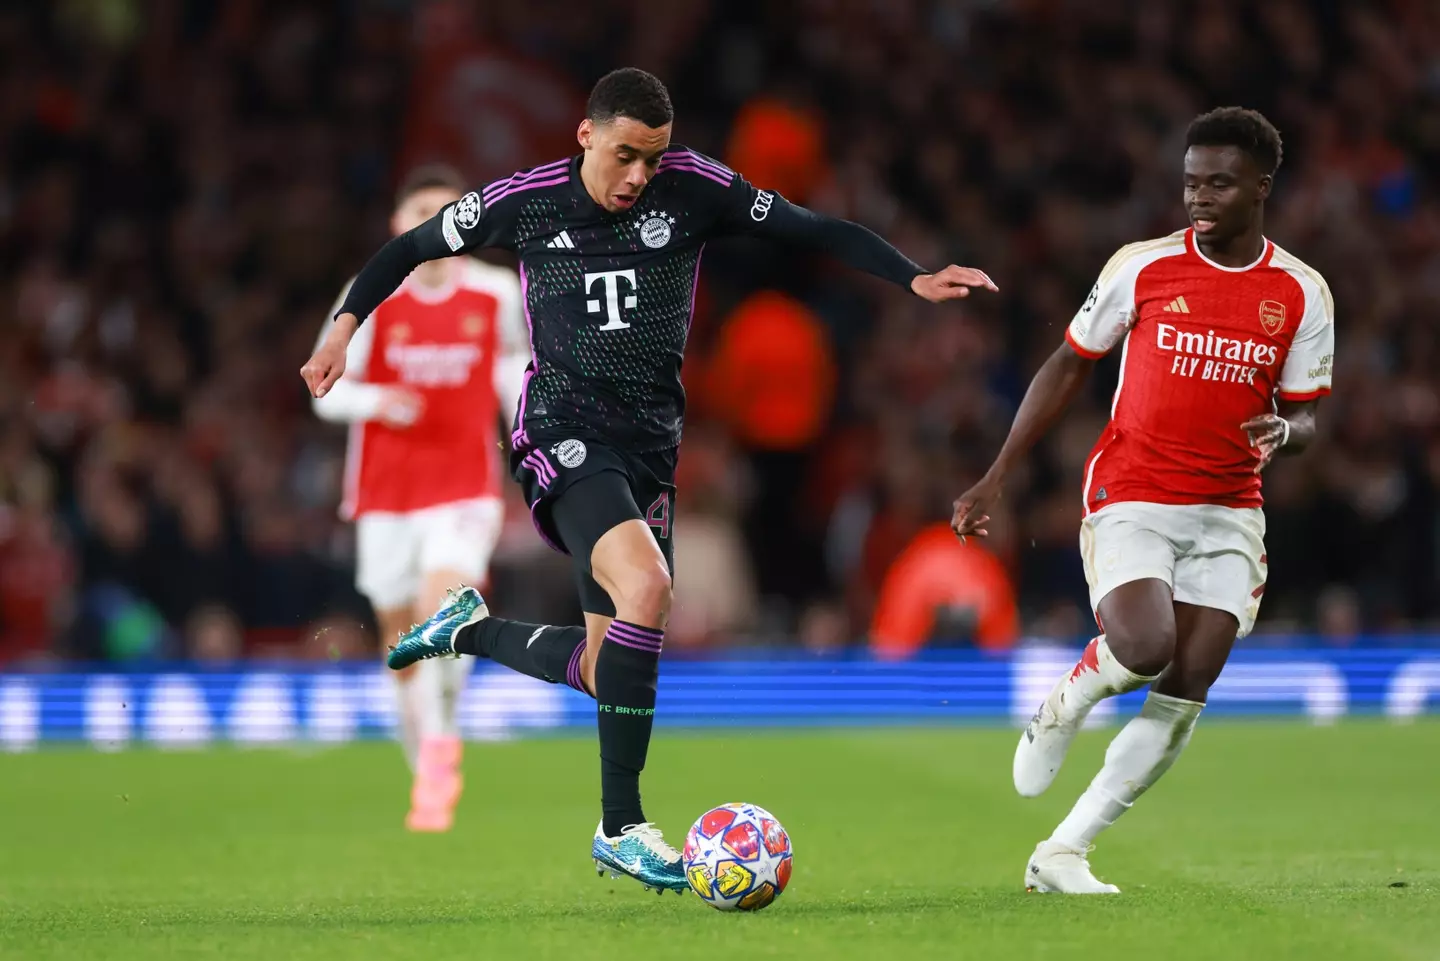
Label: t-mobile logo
xmin=585 ymin=269 xmax=638 ymax=331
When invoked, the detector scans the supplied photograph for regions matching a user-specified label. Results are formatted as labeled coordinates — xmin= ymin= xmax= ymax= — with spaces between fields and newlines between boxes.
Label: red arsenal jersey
xmin=1065 ymin=229 xmax=1334 ymax=512
xmin=316 ymin=259 xmax=529 ymax=518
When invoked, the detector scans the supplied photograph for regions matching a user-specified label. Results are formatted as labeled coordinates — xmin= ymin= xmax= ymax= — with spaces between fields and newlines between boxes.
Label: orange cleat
xmin=405 ymin=734 xmax=463 ymax=832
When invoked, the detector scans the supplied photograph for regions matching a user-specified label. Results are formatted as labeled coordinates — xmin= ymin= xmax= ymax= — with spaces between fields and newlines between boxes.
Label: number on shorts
xmin=645 ymin=492 xmax=671 ymax=539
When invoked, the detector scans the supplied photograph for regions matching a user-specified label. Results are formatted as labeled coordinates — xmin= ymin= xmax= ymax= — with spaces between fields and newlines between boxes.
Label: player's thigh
xmin=551 ymin=471 xmax=669 ymax=618
xmin=415 ymin=498 xmax=505 ymax=610
xmin=588 ymin=447 xmax=677 ymax=617
xmin=1170 ymin=505 xmax=1266 ymax=638
xmin=355 ymin=512 xmax=422 ymax=613
xmin=632 ymin=446 xmax=677 ymax=580
xmin=1081 ymin=503 xmax=1180 ymax=665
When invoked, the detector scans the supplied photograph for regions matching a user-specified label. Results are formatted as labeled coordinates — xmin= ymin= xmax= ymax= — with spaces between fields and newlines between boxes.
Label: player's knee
xmin=609 ymin=562 xmax=672 ymax=625
xmin=1105 ymin=620 xmax=1176 ymax=677
xmin=1154 ymin=664 xmax=1213 ymax=703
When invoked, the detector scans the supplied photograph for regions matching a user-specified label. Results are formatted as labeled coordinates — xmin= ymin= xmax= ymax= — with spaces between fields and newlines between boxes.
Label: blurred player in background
xmin=312 ymin=165 xmax=527 ymax=832
xmin=304 ymin=67 xmax=994 ymax=893
xmin=953 ymin=108 xmax=1334 ymax=893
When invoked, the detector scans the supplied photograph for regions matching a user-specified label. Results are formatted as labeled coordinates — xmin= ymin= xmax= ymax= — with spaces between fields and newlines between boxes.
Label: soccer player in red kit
xmin=952 ymin=108 xmax=1334 ymax=893
xmin=313 ymin=166 xmax=528 ymax=832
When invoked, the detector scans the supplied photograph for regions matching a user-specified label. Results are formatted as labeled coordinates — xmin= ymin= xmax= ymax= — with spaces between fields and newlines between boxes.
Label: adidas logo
xmin=545 ymin=231 xmax=576 ymax=250
xmin=1162 ymin=296 xmax=1192 ymax=314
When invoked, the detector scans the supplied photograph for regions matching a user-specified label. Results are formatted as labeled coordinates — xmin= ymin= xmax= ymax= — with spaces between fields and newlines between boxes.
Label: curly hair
xmin=1186 ymin=107 xmax=1283 ymax=175
xmin=587 ymin=67 xmax=673 ymax=128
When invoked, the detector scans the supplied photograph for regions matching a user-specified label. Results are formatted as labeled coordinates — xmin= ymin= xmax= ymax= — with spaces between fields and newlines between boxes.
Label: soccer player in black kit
xmin=301 ymin=68 xmax=996 ymax=893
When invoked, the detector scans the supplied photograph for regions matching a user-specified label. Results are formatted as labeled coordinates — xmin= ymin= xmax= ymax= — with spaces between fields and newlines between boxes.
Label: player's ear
xmin=1256 ymin=173 xmax=1273 ymax=202
xmin=578 ymin=118 xmax=594 ymax=151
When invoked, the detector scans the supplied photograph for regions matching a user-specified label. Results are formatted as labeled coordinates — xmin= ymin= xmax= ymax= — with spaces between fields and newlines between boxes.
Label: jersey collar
xmin=401 ymin=262 xmax=460 ymax=304
xmin=569 ymin=153 xmax=603 ymax=211
xmin=1186 ymin=228 xmax=1274 ymax=272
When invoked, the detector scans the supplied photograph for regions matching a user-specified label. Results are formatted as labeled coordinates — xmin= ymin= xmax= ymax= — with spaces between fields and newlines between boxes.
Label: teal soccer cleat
xmin=387 ymin=586 xmax=488 ymax=670
xmin=592 ymin=821 xmax=688 ymax=895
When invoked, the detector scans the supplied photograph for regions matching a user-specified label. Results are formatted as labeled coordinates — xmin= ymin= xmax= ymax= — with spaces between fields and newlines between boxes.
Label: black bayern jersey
xmin=337 ymin=146 xmax=927 ymax=453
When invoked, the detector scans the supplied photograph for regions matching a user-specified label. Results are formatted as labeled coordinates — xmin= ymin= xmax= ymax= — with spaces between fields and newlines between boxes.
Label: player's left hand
xmin=1242 ymin=414 xmax=1290 ymax=474
xmin=951 ymin=475 xmax=1000 ymax=543
xmin=912 ymin=266 xmax=999 ymax=303
xmin=302 ymin=315 xmax=358 ymax=398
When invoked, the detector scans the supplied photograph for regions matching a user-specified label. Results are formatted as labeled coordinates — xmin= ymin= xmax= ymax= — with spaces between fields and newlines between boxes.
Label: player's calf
xmin=1047 ymin=690 xmax=1202 ymax=851
xmin=590 ymin=520 xmax=672 ymax=837
xmin=378 ymin=605 xmax=425 ymax=769
xmin=1013 ymin=632 xmax=1159 ymax=797
xmin=453 ymin=615 xmax=591 ymax=695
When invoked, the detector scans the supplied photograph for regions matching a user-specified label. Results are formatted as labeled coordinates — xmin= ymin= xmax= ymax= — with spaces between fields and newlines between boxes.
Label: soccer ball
xmin=682 ymin=802 xmax=793 ymax=911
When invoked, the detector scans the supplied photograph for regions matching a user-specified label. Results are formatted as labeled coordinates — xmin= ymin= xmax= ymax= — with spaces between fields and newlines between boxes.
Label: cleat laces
xmin=620 ymin=823 xmax=680 ymax=863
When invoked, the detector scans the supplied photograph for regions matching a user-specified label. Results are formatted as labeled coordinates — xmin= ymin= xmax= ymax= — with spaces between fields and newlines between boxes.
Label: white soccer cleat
xmin=1024 ymin=840 xmax=1120 ymax=894
xmin=1013 ymin=674 xmax=1086 ymax=797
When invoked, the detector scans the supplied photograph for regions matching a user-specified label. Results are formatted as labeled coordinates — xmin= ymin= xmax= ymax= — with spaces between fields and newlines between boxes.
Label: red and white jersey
xmin=1066 ymin=228 xmax=1334 ymax=512
xmin=315 ymin=259 xmax=529 ymax=518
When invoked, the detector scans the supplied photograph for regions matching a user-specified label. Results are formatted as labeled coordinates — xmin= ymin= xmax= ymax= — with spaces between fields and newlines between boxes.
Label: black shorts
xmin=512 ymin=433 xmax=676 ymax=617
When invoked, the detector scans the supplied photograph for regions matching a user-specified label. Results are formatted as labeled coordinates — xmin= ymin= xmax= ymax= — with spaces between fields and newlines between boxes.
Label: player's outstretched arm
xmin=308 ymin=285 xmax=424 ymax=427
xmin=303 ymin=193 xmax=497 ymax=399
xmin=744 ymin=198 xmax=996 ymax=300
xmin=301 ymin=229 xmax=439 ymax=399
xmin=952 ymin=343 xmax=1095 ymax=539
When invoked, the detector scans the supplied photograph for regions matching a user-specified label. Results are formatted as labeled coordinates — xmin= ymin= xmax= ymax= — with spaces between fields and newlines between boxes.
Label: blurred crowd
xmin=2 ymin=0 xmax=1439 ymax=665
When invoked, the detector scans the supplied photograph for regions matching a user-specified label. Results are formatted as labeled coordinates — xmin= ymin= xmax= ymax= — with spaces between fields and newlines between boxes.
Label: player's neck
xmin=411 ymin=259 xmax=454 ymax=290
xmin=577 ymin=156 xmax=608 ymax=210
xmin=1195 ymin=220 xmax=1266 ymax=269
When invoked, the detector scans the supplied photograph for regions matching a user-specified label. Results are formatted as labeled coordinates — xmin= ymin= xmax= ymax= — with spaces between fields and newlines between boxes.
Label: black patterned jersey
xmin=440 ymin=149 xmax=778 ymax=452
xmin=336 ymin=146 xmax=926 ymax=454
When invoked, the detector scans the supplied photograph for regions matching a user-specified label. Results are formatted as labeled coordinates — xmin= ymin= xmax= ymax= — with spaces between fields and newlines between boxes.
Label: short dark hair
xmin=395 ymin=163 xmax=467 ymax=208
xmin=1186 ymin=107 xmax=1283 ymax=175
xmin=587 ymin=67 xmax=673 ymax=128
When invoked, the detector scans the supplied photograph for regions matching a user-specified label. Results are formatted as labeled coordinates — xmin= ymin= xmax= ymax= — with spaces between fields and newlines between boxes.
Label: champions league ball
xmin=682 ymin=803 xmax=793 ymax=911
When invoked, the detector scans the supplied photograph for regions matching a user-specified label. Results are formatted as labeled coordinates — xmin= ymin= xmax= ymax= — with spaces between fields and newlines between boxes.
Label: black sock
xmin=595 ymin=620 xmax=663 ymax=836
xmin=454 ymin=617 xmax=590 ymax=694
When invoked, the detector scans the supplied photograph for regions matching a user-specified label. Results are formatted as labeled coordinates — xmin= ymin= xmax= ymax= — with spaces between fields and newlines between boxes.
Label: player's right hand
xmin=951 ymin=475 xmax=1000 ymax=542
xmin=912 ymin=265 xmax=999 ymax=303
xmin=301 ymin=315 xmax=356 ymax=398
xmin=377 ymin=388 xmax=424 ymax=429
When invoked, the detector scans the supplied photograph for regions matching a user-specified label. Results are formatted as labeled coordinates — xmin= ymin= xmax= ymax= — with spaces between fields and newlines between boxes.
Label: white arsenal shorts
xmin=1079 ymin=501 xmax=1267 ymax=638
xmin=355 ymin=497 xmax=504 ymax=611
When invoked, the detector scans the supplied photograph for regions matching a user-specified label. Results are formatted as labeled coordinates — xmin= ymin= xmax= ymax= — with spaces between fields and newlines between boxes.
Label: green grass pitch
xmin=2 ymin=722 xmax=1436 ymax=961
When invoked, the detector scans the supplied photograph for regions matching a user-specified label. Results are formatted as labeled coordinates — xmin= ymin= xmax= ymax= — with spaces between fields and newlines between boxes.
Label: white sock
xmin=391 ymin=662 xmax=443 ymax=771
xmin=1051 ymin=691 xmax=1203 ymax=851
xmin=435 ymin=655 xmax=474 ymax=738
xmin=1054 ymin=635 xmax=1157 ymax=725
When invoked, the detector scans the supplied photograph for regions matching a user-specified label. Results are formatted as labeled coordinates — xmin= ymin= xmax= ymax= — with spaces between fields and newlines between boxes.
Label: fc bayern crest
xmin=638 ymin=210 xmax=675 ymax=249
xmin=1258 ymin=299 xmax=1286 ymax=336
xmin=553 ymin=439 xmax=587 ymax=468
